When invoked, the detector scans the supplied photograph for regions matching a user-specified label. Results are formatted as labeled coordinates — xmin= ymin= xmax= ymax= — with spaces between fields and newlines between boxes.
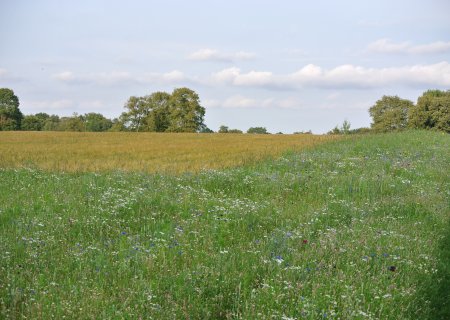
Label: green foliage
xmin=121 ymin=96 xmax=149 ymax=132
xmin=341 ymin=119 xmax=351 ymax=134
xmin=42 ymin=115 xmax=61 ymax=131
xmin=0 ymin=88 xmax=23 ymax=130
xmin=144 ymin=92 xmax=171 ymax=132
xmin=327 ymin=120 xmax=352 ymax=135
xmin=369 ymin=95 xmax=413 ymax=132
xmin=22 ymin=116 xmax=42 ymax=131
xmin=218 ymin=125 xmax=229 ymax=133
xmin=167 ymin=88 xmax=205 ymax=133
xmin=57 ymin=114 xmax=85 ymax=132
xmin=21 ymin=113 xmax=50 ymax=131
xmin=327 ymin=125 xmax=341 ymax=135
xmin=84 ymin=113 xmax=113 ymax=132
xmin=218 ymin=125 xmax=242 ymax=134
xmin=409 ymin=90 xmax=450 ymax=133
xmin=247 ymin=126 xmax=269 ymax=134
xmin=120 ymin=88 xmax=206 ymax=133
xmin=199 ymin=125 xmax=214 ymax=133
xmin=349 ymin=127 xmax=371 ymax=134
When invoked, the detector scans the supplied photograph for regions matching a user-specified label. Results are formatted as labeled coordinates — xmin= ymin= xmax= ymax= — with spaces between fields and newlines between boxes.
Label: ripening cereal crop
xmin=0 ymin=131 xmax=338 ymax=173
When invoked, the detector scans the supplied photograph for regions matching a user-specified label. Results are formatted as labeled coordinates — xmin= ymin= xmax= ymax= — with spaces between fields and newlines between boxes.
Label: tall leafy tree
xmin=0 ymin=88 xmax=23 ymax=130
xmin=22 ymin=115 xmax=42 ymax=131
xmin=122 ymin=96 xmax=152 ymax=132
xmin=145 ymin=92 xmax=171 ymax=132
xmin=409 ymin=90 xmax=450 ymax=132
xmin=58 ymin=113 xmax=85 ymax=132
xmin=247 ymin=127 xmax=269 ymax=134
xmin=218 ymin=125 xmax=229 ymax=133
xmin=84 ymin=113 xmax=113 ymax=132
xmin=369 ymin=95 xmax=413 ymax=132
xmin=21 ymin=113 xmax=50 ymax=131
xmin=167 ymin=88 xmax=205 ymax=132
xmin=43 ymin=115 xmax=61 ymax=131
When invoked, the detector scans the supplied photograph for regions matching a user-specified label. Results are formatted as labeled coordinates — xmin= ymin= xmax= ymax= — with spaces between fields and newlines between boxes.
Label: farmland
xmin=0 ymin=131 xmax=449 ymax=319
xmin=0 ymin=132 xmax=336 ymax=174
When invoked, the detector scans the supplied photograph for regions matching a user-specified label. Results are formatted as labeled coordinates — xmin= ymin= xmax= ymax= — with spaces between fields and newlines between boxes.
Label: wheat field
xmin=0 ymin=131 xmax=337 ymax=173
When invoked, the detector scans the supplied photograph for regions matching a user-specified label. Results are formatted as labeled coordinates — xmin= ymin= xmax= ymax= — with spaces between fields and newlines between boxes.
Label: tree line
xmin=368 ymin=90 xmax=449 ymax=133
xmin=328 ymin=89 xmax=449 ymax=134
xmin=1 ymin=87 xmax=448 ymax=133
xmin=0 ymin=87 xmax=207 ymax=133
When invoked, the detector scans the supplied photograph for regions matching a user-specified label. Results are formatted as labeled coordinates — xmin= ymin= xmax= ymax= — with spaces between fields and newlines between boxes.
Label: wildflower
xmin=121 ymin=231 xmax=127 ymax=235
xmin=302 ymin=239 xmax=308 ymax=244
xmin=275 ymin=255 xmax=284 ymax=264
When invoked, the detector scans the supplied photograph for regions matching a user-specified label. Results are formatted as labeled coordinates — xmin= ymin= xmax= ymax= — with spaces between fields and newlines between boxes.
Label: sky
xmin=1 ymin=0 xmax=449 ymax=133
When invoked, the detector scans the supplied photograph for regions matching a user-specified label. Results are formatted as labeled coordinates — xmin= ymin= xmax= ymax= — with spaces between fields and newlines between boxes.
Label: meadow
xmin=0 ymin=131 xmax=449 ymax=319
xmin=0 ymin=132 xmax=336 ymax=173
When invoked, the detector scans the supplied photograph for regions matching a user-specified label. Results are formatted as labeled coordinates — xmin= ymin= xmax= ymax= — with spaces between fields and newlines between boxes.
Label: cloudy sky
xmin=1 ymin=0 xmax=449 ymax=133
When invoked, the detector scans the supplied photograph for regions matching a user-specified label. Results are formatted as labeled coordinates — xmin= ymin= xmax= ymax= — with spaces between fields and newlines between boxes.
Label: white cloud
xmin=211 ymin=62 xmax=450 ymax=89
xmin=203 ymin=99 xmax=221 ymax=108
xmin=53 ymin=71 xmax=75 ymax=81
xmin=211 ymin=68 xmax=276 ymax=87
xmin=206 ymin=95 xmax=302 ymax=109
xmin=53 ymin=70 xmax=190 ymax=86
xmin=52 ymin=61 xmax=450 ymax=91
xmin=210 ymin=67 xmax=241 ymax=83
xmin=159 ymin=70 xmax=186 ymax=82
xmin=222 ymin=95 xmax=258 ymax=108
xmin=367 ymin=38 xmax=450 ymax=54
xmin=188 ymin=48 xmax=255 ymax=62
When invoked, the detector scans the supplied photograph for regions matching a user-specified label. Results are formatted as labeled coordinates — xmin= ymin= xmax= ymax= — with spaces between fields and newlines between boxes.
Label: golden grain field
xmin=0 ymin=131 xmax=338 ymax=173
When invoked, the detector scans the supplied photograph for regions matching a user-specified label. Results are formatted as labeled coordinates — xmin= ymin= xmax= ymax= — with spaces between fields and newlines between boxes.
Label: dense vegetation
xmin=1 ymin=131 xmax=449 ymax=319
xmin=369 ymin=90 xmax=450 ymax=133
xmin=1 ymin=87 xmax=449 ymax=133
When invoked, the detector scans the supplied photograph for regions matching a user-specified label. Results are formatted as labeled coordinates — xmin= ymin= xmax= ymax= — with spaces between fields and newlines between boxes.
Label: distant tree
xmin=409 ymin=90 xmax=450 ymax=132
xmin=58 ymin=113 xmax=85 ymax=131
xmin=43 ymin=115 xmax=60 ymax=131
xmin=327 ymin=125 xmax=342 ymax=135
xmin=84 ymin=113 xmax=113 ymax=132
xmin=369 ymin=96 xmax=413 ymax=132
xmin=247 ymin=127 xmax=269 ymax=134
xmin=327 ymin=121 xmax=352 ymax=135
xmin=167 ymin=88 xmax=205 ymax=132
xmin=121 ymin=88 xmax=205 ymax=133
xmin=349 ymin=127 xmax=371 ymax=134
xmin=228 ymin=129 xmax=243 ymax=134
xmin=121 ymin=96 xmax=151 ymax=132
xmin=0 ymin=88 xmax=23 ymax=130
xmin=22 ymin=115 xmax=43 ymax=131
xmin=218 ymin=125 xmax=229 ymax=133
xmin=341 ymin=120 xmax=351 ymax=134
xmin=109 ymin=118 xmax=127 ymax=132
xmin=144 ymin=92 xmax=171 ymax=132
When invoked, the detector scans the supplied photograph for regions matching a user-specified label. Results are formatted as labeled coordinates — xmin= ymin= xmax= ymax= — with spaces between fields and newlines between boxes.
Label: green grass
xmin=0 ymin=130 xmax=449 ymax=319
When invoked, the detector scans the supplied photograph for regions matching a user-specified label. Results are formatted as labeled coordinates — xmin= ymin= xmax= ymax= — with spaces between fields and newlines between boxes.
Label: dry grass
xmin=0 ymin=131 xmax=338 ymax=173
